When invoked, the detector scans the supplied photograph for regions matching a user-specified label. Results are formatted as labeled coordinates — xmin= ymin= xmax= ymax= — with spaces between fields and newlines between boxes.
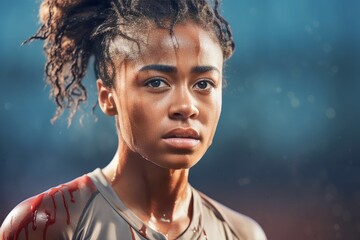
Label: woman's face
xmin=108 ymin=22 xmax=223 ymax=169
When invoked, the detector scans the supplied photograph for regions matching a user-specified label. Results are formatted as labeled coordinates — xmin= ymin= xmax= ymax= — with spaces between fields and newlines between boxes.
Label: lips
xmin=162 ymin=128 xmax=200 ymax=149
xmin=163 ymin=128 xmax=200 ymax=139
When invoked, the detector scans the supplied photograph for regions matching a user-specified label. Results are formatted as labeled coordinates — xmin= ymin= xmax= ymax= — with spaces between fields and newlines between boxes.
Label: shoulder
xmin=0 ymin=174 xmax=97 ymax=240
xmin=198 ymin=191 xmax=267 ymax=240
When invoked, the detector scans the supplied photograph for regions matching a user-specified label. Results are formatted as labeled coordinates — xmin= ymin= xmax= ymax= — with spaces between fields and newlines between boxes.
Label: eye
xmin=145 ymin=78 xmax=169 ymax=88
xmin=194 ymin=80 xmax=215 ymax=91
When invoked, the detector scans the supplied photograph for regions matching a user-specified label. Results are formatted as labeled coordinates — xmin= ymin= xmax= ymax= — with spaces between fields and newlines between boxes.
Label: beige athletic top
xmin=0 ymin=169 xmax=266 ymax=240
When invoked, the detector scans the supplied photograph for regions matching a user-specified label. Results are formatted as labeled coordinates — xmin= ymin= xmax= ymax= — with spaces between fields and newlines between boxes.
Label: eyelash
xmin=144 ymin=78 xmax=169 ymax=88
xmin=194 ymin=80 xmax=216 ymax=91
xmin=144 ymin=78 xmax=216 ymax=91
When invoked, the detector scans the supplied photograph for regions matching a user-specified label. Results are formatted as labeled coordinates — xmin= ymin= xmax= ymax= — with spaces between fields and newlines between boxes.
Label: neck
xmin=102 ymin=143 xmax=192 ymax=236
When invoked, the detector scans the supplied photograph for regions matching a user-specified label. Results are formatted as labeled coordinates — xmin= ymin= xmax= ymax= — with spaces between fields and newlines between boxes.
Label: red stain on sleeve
xmin=2 ymin=175 xmax=96 ymax=240
xmin=129 ymin=226 xmax=136 ymax=240
xmin=139 ymin=224 xmax=147 ymax=238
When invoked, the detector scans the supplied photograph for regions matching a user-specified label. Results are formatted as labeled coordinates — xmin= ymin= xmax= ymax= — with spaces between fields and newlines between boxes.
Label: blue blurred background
xmin=1 ymin=0 xmax=359 ymax=239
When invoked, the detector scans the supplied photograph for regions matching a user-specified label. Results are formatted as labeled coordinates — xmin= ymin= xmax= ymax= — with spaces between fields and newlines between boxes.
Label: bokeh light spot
xmin=322 ymin=43 xmax=333 ymax=53
xmin=4 ymin=102 xmax=12 ymax=110
xmin=291 ymin=98 xmax=301 ymax=108
xmin=326 ymin=108 xmax=336 ymax=119
xmin=307 ymin=95 xmax=315 ymax=103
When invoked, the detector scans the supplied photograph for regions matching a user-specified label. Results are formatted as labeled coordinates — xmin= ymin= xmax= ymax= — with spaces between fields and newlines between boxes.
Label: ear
xmin=97 ymin=79 xmax=118 ymax=116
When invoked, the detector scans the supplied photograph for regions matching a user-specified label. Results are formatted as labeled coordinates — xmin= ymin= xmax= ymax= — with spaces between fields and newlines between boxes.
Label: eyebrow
xmin=139 ymin=64 xmax=177 ymax=73
xmin=139 ymin=64 xmax=220 ymax=74
xmin=191 ymin=66 xmax=220 ymax=74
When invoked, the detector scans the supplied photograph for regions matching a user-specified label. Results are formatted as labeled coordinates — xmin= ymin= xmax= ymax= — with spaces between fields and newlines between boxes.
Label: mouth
xmin=162 ymin=128 xmax=200 ymax=149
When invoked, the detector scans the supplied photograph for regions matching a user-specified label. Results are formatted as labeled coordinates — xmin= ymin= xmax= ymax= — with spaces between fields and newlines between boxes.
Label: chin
xmin=153 ymin=154 xmax=202 ymax=170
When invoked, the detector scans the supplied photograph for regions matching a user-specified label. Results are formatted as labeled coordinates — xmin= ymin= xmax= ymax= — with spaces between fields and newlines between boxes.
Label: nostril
xmin=170 ymin=108 xmax=199 ymax=120
xmin=169 ymin=101 xmax=199 ymax=120
xmin=170 ymin=112 xmax=186 ymax=120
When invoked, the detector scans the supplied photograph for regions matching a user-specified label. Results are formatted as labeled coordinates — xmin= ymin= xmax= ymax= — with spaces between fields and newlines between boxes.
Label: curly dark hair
xmin=25 ymin=0 xmax=235 ymax=126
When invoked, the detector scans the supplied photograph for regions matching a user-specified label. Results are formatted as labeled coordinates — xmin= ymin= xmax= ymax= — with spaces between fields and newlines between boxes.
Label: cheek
xmin=202 ymin=91 xmax=222 ymax=145
xmin=212 ymin=90 xmax=222 ymax=115
xmin=125 ymin=97 xmax=161 ymax=145
xmin=115 ymin=89 xmax=147 ymax=148
xmin=202 ymin=90 xmax=222 ymax=124
xmin=125 ymin=98 xmax=166 ymax=161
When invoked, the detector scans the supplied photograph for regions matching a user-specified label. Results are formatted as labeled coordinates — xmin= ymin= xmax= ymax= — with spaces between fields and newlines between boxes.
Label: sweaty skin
xmin=99 ymin=22 xmax=223 ymax=238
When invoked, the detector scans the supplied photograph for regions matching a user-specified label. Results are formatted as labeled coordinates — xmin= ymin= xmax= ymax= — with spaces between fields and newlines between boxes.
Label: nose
xmin=169 ymin=88 xmax=199 ymax=120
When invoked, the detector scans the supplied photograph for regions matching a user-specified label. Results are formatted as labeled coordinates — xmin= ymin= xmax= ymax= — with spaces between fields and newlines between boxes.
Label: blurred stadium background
xmin=0 ymin=0 xmax=359 ymax=239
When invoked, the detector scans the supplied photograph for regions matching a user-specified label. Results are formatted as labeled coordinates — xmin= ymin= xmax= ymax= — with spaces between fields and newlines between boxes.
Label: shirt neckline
xmin=88 ymin=168 xmax=205 ymax=240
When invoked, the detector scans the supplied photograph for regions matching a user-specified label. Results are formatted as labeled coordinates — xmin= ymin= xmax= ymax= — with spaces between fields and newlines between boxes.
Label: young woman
xmin=0 ymin=0 xmax=266 ymax=239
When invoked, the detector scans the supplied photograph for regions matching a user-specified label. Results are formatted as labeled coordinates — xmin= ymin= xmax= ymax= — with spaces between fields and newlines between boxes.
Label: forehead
xmin=109 ymin=22 xmax=223 ymax=70
xmin=143 ymin=23 xmax=222 ymax=65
